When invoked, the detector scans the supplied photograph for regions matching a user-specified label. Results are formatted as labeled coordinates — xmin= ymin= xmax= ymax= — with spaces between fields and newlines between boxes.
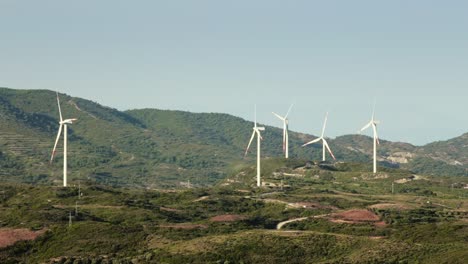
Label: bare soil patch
xmin=329 ymin=209 xmax=381 ymax=224
xmin=334 ymin=209 xmax=380 ymax=221
xmin=210 ymin=214 xmax=247 ymax=222
xmin=0 ymin=228 xmax=47 ymax=248
xmin=374 ymin=221 xmax=387 ymax=227
xmin=368 ymin=203 xmax=412 ymax=210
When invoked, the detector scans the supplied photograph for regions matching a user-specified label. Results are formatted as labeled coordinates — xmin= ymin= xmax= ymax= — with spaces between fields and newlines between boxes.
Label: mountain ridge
xmin=0 ymin=87 xmax=466 ymax=188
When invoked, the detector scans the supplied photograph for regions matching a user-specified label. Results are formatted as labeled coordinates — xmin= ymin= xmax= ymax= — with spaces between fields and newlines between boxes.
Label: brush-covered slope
xmin=334 ymin=134 xmax=467 ymax=176
xmin=0 ymin=161 xmax=467 ymax=263
xmin=0 ymin=87 xmax=466 ymax=188
xmin=0 ymin=87 xmax=326 ymax=187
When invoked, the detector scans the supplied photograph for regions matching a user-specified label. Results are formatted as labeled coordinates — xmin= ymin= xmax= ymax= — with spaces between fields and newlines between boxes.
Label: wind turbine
xmin=272 ymin=104 xmax=294 ymax=159
xmin=244 ymin=105 xmax=265 ymax=187
xmin=359 ymin=104 xmax=380 ymax=174
xmin=302 ymin=112 xmax=336 ymax=161
xmin=50 ymin=92 xmax=77 ymax=187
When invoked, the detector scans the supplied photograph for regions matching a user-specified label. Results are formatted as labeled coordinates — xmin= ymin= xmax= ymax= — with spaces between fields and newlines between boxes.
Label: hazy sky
xmin=1 ymin=1 xmax=467 ymax=145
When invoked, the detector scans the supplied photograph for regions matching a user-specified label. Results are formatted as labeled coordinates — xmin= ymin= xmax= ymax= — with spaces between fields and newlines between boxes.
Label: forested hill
xmin=0 ymin=88 xmax=466 ymax=188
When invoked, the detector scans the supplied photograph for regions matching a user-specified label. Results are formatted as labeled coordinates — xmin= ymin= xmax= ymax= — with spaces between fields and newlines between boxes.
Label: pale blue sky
xmin=1 ymin=0 xmax=467 ymax=145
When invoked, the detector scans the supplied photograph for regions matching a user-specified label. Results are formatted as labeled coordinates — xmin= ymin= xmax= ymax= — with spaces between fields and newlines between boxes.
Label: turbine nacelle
xmin=362 ymin=101 xmax=381 ymax=173
xmin=302 ymin=112 xmax=336 ymax=161
xmin=245 ymin=105 xmax=265 ymax=187
xmin=272 ymin=112 xmax=286 ymax=122
xmin=51 ymin=92 xmax=77 ymax=187
xmin=272 ymin=104 xmax=294 ymax=159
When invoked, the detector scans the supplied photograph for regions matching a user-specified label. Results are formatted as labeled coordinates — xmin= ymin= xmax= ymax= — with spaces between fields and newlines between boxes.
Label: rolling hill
xmin=0 ymin=160 xmax=467 ymax=263
xmin=0 ymin=87 xmax=466 ymax=188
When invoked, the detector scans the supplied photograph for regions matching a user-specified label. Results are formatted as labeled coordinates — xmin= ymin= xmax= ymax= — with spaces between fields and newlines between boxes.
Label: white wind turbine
xmin=244 ymin=105 xmax=265 ymax=187
xmin=302 ymin=112 xmax=336 ymax=161
xmin=359 ymin=104 xmax=380 ymax=174
xmin=50 ymin=92 xmax=77 ymax=187
xmin=272 ymin=104 xmax=294 ymax=159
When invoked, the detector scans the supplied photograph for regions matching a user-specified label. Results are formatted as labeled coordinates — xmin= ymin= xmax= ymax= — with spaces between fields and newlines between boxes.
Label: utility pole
xmin=69 ymin=211 xmax=72 ymax=227
xmin=392 ymin=182 xmax=394 ymax=194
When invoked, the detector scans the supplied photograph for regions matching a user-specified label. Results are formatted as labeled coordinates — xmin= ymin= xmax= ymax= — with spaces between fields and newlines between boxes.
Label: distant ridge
xmin=0 ymin=87 xmax=466 ymax=187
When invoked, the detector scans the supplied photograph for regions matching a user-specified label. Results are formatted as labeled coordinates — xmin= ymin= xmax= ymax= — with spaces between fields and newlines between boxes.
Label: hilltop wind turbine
xmin=50 ymin=92 xmax=77 ymax=187
xmin=272 ymin=104 xmax=294 ymax=159
xmin=244 ymin=105 xmax=265 ymax=187
xmin=359 ymin=104 xmax=380 ymax=174
xmin=302 ymin=112 xmax=336 ymax=161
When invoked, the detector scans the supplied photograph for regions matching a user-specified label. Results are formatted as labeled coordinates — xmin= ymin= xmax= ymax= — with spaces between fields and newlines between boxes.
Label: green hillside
xmin=0 ymin=161 xmax=466 ymax=263
xmin=0 ymin=87 xmax=466 ymax=189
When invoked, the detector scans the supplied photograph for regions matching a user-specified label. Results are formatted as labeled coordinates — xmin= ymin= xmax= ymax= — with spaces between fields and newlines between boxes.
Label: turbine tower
xmin=272 ymin=104 xmax=294 ymax=159
xmin=245 ymin=105 xmax=265 ymax=187
xmin=302 ymin=112 xmax=336 ymax=161
xmin=50 ymin=92 xmax=77 ymax=187
xmin=359 ymin=104 xmax=380 ymax=173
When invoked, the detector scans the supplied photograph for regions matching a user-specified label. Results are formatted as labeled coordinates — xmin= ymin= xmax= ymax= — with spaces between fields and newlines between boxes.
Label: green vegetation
xmin=0 ymin=160 xmax=466 ymax=263
xmin=0 ymin=88 xmax=466 ymax=191
xmin=0 ymin=87 xmax=466 ymax=262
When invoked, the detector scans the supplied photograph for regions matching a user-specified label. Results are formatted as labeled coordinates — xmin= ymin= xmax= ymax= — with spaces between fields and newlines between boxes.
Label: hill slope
xmin=0 ymin=161 xmax=467 ymax=263
xmin=0 ymin=87 xmax=466 ymax=188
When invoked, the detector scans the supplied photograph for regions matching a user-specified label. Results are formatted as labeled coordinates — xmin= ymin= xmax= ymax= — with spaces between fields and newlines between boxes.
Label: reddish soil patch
xmin=328 ymin=209 xmax=386 ymax=227
xmin=0 ymin=228 xmax=47 ymax=248
xmin=374 ymin=221 xmax=387 ymax=227
xmin=158 ymin=223 xmax=207 ymax=230
xmin=210 ymin=214 xmax=247 ymax=222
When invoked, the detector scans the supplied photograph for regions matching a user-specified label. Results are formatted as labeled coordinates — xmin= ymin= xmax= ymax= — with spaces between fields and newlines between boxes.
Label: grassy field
xmin=0 ymin=160 xmax=467 ymax=263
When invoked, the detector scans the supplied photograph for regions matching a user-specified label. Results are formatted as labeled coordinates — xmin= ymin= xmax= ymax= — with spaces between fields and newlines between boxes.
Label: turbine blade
xmin=256 ymin=130 xmax=263 ymax=141
xmin=284 ymin=103 xmax=294 ymax=118
xmin=372 ymin=124 xmax=380 ymax=145
xmin=360 ymin=121 xmax=372 ymax=132
xmin=321 ymin=112 xmax=328 ymax=137
xmin=56 ymin=92 xmax=63 ymax=122
xmin=272 ymin=112 xmax=285 ymax=121
xmin=302 ymin=137 xmax=322 ymax=147
xmin=50 ymin=124 xmax=63 ymax=162
xmin=254 ymin=104 xmax=257 ymax=127
xmin=64 ymin=118 xmax=78 ymax=124
xmin=323 ymin=139 xmax=336 ymax=160
xmin=372 ymin=99 xmax=376 ymax=121
xmin=244 ymin=130 xmax=256 ymax=156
